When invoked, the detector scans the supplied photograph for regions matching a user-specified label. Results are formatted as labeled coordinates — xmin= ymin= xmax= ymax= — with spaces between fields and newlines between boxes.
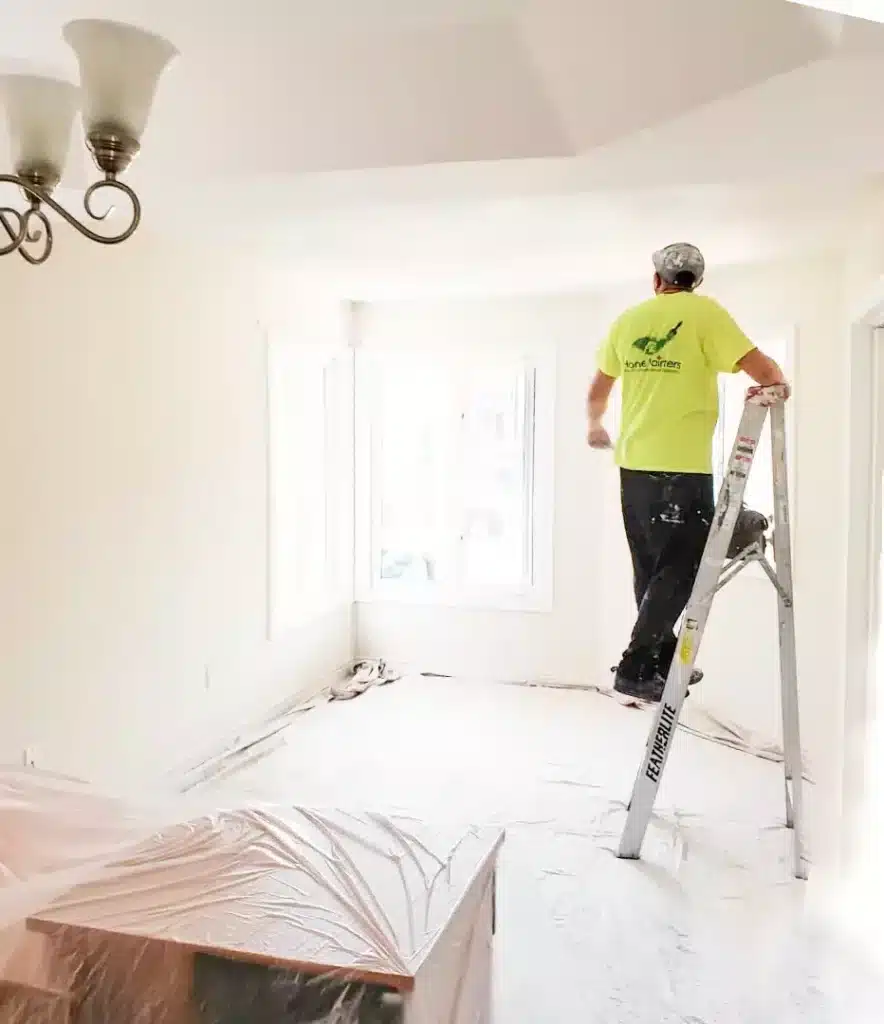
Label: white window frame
xmin=354 ymin=345 xmax=555 ymax=612
xmin=712 ymin=327 xmax=798 ymax=574
xmin=265 ymin=333 xmax=353 ymax=637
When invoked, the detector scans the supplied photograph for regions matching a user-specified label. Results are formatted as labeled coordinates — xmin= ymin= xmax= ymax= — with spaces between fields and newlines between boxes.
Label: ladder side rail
xmin=769 ymin=401 xmax=808 ymax=879
xmin=617 ymin=398 xmax=770 ymax=859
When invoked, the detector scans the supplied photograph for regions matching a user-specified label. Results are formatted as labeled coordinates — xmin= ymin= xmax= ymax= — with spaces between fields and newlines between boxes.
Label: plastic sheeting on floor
xmin=224 ymin=673 xmax=884 ymax=1023
xmin=0 ymin=767 xmax=502 ymax=1023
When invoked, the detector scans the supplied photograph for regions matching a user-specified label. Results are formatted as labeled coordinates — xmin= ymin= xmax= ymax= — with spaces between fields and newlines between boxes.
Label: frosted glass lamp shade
xmin=62 ymin=19 xmax=178 ymax=141
xmin=0 ymin=74 xmax=78 ymax=176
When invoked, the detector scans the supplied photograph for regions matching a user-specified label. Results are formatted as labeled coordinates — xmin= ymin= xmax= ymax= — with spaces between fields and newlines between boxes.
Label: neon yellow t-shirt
xmin=596 ymin=292 xmax=755 ymax=474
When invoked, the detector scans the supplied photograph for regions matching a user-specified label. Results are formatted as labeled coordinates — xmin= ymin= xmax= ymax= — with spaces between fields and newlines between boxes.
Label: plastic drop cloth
xmin=0 ymin=767 xmax=502 ymax=1023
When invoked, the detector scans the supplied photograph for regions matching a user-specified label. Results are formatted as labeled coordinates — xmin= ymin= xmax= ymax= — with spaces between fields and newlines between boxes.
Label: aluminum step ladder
xmin=617 ymin=384 xmax=808 ymax=880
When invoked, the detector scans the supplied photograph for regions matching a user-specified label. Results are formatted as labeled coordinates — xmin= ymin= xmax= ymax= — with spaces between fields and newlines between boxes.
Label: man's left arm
xmin=588 ymin=331 xmax=620 ymax=449
xmin=587 ymin=371 xmax=616 ymax=448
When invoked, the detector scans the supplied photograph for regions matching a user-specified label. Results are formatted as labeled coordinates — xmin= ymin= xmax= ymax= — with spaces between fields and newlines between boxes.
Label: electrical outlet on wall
xmin=22 ymin=746 xmax=38 ymax=768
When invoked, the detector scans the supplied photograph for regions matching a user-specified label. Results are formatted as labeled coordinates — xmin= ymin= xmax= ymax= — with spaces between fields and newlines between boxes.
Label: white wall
xmin=0 ymin=231 xmax=353 ymax=787
xmin=356 ymin=252 xmax=849 ymax=820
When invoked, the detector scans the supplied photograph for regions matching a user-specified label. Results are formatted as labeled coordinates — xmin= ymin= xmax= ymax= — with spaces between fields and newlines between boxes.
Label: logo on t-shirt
xmin=624 ymin=320 xmax=683 ymax=373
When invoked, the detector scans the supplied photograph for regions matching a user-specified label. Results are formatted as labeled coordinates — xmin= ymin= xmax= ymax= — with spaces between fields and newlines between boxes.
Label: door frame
xmin=842 ymin=298 xmax=884 ymax=868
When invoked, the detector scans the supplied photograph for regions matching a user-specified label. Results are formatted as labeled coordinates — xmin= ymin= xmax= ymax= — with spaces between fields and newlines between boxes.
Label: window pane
xmin=373 ymin=357 xmax=454 ymax=587
xmin=367 ymin=353 xmax=537 ymax=596
xmin=458 ymin=363 xmax=533 ymax=589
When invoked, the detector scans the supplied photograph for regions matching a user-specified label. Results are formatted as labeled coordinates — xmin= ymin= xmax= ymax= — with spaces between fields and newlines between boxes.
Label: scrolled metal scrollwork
xmin=0 ymin=208 xmax=25 ymax=254
xmin=0 ymin=174 xmax=142 ymax=264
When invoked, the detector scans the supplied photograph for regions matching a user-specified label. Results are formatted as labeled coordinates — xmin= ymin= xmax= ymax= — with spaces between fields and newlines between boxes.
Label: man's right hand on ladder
xmin=737 ymin=349 xmax=791 ymax=400
xmin=747 ymin=382 xmax=791 ymax=404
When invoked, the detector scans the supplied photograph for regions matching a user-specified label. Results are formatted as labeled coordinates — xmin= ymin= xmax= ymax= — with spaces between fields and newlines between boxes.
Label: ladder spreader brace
xmin=617 ymin=384 xmax=808 ymax=881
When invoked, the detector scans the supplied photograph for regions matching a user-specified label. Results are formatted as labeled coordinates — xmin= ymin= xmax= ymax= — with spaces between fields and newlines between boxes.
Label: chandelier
xmin=0 ymin=19 xmax=178 ymax=265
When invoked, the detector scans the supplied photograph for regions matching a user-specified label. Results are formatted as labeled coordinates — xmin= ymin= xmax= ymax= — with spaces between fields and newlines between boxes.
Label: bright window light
xmin=458 ymin=361 xmax=534 ymax=591
xmin=356 ymin=348 xmax=554 ymax=611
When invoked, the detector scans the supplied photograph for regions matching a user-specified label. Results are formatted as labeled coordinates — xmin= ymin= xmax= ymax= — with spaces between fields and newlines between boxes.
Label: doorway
xmin=862 ymin=330 xmax=884 ymax=863
xmin=842 ymin=318 xmax=884 ymax=875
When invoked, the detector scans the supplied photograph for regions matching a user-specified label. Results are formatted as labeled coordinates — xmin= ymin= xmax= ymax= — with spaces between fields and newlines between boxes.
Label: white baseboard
xmin=170 ymin=659 xmax=353 ymax=792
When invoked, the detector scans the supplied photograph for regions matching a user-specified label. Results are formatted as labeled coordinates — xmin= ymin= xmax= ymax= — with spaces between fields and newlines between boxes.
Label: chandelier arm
xmin=39 ymin=179 xmax=142 ymax=245
xmin=16 ymin=208 xmax=53 ymax=265
xmin=0 ymin=174 xmax=142 ymax=246
xmin=0 ymin=206 xmax=28 ymax=255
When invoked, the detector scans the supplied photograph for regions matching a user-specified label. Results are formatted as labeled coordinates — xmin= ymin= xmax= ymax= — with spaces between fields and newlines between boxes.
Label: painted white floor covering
xmin=209 ymin=675 xmax=884 ymax=1023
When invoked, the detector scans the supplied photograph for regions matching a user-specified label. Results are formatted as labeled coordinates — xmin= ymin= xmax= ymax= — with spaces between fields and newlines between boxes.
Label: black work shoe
xmin=614 ymin=672 xmax=664 ymax=702
xmin=610 ymin=664 xmax=702 ymax=686
xmin=613 ymin=671 xmax=692 ymax=704
xmin=679 ymin=665 xmax=703 ymax=686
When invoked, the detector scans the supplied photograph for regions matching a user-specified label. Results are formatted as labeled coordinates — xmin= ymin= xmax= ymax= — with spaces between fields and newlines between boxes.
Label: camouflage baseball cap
xmin=652 ymin=243 xmax=705 ymax=288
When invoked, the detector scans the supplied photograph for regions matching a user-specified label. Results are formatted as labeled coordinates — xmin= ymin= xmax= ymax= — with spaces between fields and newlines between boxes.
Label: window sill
xmin=356 ymin=583 xmax=553 ymax=614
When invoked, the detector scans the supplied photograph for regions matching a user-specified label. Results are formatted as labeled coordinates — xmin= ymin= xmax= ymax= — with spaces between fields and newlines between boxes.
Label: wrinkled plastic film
xmin=0 ymin=768 xmax=502 ymax=1023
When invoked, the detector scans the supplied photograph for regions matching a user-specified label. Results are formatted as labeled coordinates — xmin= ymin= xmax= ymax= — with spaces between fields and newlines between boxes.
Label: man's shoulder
xmin=687 ymin=292 xmax=732 ymax=317
xmin=624 ymin=295 xmax=661 ymax=316
xmin=612 ymin=296 xmax=658 ymax=329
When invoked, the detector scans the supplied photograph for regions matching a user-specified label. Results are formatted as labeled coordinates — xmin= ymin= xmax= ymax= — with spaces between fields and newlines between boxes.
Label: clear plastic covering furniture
xmin=0 ymin=768 xmax=503 ymax=1023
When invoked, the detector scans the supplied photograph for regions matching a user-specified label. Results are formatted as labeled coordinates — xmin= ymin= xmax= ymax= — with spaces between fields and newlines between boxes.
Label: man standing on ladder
xmin=587 ymin=243 xmax=790 ymax=703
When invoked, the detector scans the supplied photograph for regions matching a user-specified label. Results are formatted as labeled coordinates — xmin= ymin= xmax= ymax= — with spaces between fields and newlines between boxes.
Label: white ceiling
xmin=1 ymin=0 xmax=884 ymax=293
xmin=154 ymin=178 xmax=862 ymax=299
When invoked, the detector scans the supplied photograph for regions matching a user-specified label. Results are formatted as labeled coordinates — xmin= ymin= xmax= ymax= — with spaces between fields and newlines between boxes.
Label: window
xmin=267 ymin=339 xmax=351 ymax=635
xmin=712 ymin=335 xmax=794 ymax=522
xmin=355 ymin=348 xmax=554 ymax=610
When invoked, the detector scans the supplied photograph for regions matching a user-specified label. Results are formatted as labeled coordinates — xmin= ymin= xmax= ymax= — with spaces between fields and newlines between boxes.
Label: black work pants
xmin=618 ymin=469 xmax=714 ymax=680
